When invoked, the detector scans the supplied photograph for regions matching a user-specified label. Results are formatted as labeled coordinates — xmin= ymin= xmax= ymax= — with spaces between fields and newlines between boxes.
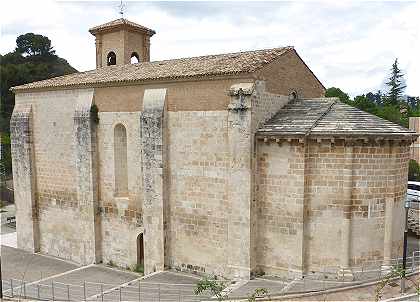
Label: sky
xmin=1 ymin=0 xmax=419 ymax=97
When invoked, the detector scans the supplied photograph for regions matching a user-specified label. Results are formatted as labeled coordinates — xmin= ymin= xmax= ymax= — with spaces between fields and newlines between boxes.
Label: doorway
xmin=137 ymin=233 xmax=144 ymax=267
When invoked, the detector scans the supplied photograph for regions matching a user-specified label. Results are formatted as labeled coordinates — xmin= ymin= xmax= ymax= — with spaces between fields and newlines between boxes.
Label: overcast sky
xmin=1 ymin=0 xmax=419 ymax=97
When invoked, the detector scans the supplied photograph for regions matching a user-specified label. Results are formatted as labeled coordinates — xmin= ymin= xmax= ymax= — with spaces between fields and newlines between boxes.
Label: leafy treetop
xmin=385 ymin=58 xmax=406 ymax=106
xmin=15 ymin=33 xmax=55 ymax=57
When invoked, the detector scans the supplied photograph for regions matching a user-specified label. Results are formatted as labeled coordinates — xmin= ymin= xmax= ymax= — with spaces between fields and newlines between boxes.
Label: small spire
xmin=118 ymin=0 xmax=126 ymax=18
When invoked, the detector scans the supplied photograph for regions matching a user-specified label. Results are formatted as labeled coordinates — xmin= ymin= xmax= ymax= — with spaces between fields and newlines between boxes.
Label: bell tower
xmin=89 ymin=18 xmax=156 ymax=68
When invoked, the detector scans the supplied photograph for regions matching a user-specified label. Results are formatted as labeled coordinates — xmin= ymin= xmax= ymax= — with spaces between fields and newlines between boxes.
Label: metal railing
xmin=273 ymin=251 xmax=420 ymax=295
xmin=1 ymin=278 xmax=211 ymax=301
xmin=1 ymin=252 xmax=419 ymax=301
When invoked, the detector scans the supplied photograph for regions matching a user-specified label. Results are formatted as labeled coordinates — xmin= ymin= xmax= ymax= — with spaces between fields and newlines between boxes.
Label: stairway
xmin=408 ymin=208 xmax=420 ymax=236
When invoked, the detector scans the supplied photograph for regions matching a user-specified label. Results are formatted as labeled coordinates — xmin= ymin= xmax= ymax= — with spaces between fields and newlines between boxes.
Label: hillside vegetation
xmin=0 ymin=33 xmax=77 ymax=176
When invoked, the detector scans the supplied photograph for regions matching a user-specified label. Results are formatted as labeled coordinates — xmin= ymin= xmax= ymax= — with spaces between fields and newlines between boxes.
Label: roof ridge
xmin=11 ymin=47 xmax=294 ymax=91
xmin=147 ymin=46 xmax=294 ymax=64
xmin=257 ymin=98 xmax=416 ymax=138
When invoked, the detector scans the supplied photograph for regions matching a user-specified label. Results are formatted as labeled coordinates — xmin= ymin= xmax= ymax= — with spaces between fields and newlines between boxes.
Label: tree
xmin=1 ymin=33 xmax=77 ymax=177
xmin=376 ymin=104 xmax=408 ymax=127
xmin=15 ymin=33 xmax=55 ymax=57
xmin=385 ymin=58 xmax=406 ymax=106
xmin=366 ymin=90 xmax=383 ymax=106
xmin=353 ymin=94 xmax=378 ymax=115
xmin=408 ymin=160 xmax=420 ymax=181
xmin=325 ymin=87 xmax=351 ymax=103
xmin=194 ymin=276 xmax=226 ymax=301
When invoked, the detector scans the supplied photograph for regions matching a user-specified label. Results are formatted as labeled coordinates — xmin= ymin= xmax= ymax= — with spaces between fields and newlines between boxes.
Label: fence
xmin=1 ymin=278 xmax=211 ymax=301
xmin=276 ymin=251 xmax=420 ymax=295
xmin=0 ymin=182 xmax=14 ymax=204
xmin=2 ymin=252 xmax=420 ymax=301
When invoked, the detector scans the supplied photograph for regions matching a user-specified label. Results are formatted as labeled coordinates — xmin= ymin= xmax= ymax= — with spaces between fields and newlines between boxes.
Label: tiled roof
xmin=257 ymin=98 xmax=417 ymax=138
xmin=89 ymin=18 xmax=156 ymax=35
xmin=12 ymin=47 xmax=293 ymax=91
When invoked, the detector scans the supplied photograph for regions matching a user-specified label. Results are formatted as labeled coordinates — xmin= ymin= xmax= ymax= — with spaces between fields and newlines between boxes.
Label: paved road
xmin=1 ymin=245 xmax=211 ymax=301
xmin=1 ymin=245 xmax=78 ymax=282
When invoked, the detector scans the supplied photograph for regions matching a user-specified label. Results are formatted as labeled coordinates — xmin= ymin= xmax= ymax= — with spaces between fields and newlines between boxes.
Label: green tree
xmin=0 ymin=33 xmax=77 ymax=176
xmin=325 ymin=87 xmax=351 ymax=104
xmin=385 ymin=58 xmax=406 ymax=106
xmin=376 ymin=105 xmax=408 ymax=127
xmin=353 ymin=94 xmax=378 ymax=115
xmin=408 ymin=160 xmax=420 ymax=181
xmin=15 ymin=33 xmax=55 ymax=56
xmin=194 ymin=276 xmax=226 ymax=301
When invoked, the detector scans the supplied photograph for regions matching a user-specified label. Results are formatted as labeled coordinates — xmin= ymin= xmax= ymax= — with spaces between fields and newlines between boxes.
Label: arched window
xmin=289 ymin=90 xmax=298 ymax=101
xmin=130 ymin=52 xmax=140 ymax=64
xmin=107 ymin=51 xmax=116 ymax=66
xmin=114 ymin=124 xmax=128 ymax=197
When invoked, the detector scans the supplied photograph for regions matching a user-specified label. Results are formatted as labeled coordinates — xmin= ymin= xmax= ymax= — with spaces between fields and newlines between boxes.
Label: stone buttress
xmin=73 ymin=93 xmax=101 ymax=264
xmin=140 ymin=88 xmax=168 ymax=274
xmin=11 ymin=103 xmax=40 ymax=252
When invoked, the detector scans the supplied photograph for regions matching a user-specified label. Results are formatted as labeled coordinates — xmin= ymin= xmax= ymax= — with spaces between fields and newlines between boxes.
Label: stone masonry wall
xmin=256 ymin=140 xmax=305 ymax=276
xmin=166 ymin=110 xmax=230 ymax=276
xmin=257 ymin=49 xmax=325 ymax=98
xmin=10 ymin=104 xmax=39 ymax=253
xmin=166 ymin=81 xmax=291 ymax=279
xmin=141 ymin=88 xmax=167 ymax=274
xmin=257 ymin=138 xmax=410 ymax=275
xmin=13 ymin=89 xmax=99 ymax=264
xmin=97 ymin=111 xmax=143 ymax=267
xmin=94 ymin=78 xmax=254 ymax=112
xmin=409 ymin=117 xmax=420 ymax=163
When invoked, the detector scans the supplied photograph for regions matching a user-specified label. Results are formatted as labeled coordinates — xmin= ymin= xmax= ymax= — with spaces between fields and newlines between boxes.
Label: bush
xmin=133 ymin=264 xmax=144 ymax=274
xmin=408 ymin=160 xmax=420 ymax=181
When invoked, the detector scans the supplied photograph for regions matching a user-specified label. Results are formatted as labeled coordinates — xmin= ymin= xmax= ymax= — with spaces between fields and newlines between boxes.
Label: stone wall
xmin=409 ymin=117 xmax=420 ymax=163
xmin=166 ymin=110 xmax=230 ymax=276
xmin=10 ymin=103 xmax=39 ymax=253
xmin=95 ymin=29 xmax=148 ymax=67
xmin=141 ymin=88 xmax=167 ymax=274
xmin=257 ymin=49 xmax=325 ymax=98
xmin=256 ymin=140 xmax=306 ymax=276
xmin=94 ymin=78 xmax=254 ymax=112
xmin=256 ymin=138 xmax=410 ymax=276
xmin=13 ymin=89 xmax=100 ymax=264
xmin=97 ymin=111 xmax=143 ymax=267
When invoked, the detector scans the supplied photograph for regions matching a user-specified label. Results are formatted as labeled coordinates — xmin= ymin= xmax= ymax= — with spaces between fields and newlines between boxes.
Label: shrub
xmin=408 ymin=159 xmax=420 ymax=181
xmin=133 ymin=264 xmax=144 ymax=274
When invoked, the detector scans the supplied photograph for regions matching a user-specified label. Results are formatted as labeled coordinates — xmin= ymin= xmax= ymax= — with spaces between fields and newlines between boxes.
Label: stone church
xmin=11 ymin=18 xmax=416 ymax=279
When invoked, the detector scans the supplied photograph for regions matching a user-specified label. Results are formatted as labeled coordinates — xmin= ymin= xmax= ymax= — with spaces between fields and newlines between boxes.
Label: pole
xmin=401 ymin=201 xmax=409 ymax=293
xmin=138 ymin=280 xmax=141 ymax=302
xmin=0 ymin=257 xmax=2 ymax=300
xmin=83 ymin=281 xmax=86 ymax=301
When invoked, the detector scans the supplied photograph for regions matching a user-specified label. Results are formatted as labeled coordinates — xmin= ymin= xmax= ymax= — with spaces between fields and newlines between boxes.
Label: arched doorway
xmin=137 ymin=233 xmax=144 ymax=267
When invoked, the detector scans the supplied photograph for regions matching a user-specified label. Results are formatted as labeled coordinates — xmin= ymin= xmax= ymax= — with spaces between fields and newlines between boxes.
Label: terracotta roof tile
xmin=258 ymin=98 xmax=417 ymax=138
xmin=89 ymin=18 xmax=155 ymax=35
xmin=12 ymin=47 xmax=293 ymax=91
